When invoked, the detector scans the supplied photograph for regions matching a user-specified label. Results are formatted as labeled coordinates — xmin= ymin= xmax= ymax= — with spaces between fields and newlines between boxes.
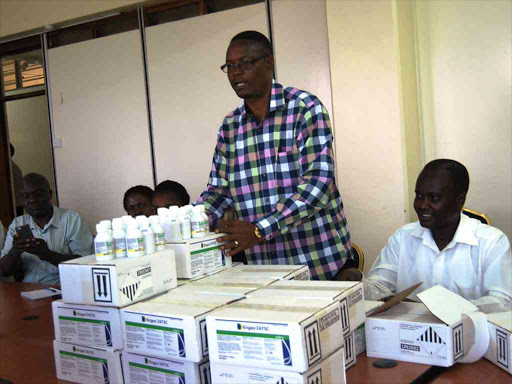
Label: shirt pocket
xmin=275 ymin=146 xmax=300 ymax=191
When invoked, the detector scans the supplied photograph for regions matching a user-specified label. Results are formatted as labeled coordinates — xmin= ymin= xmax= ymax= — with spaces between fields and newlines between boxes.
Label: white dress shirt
xmin=364 ymin=213 xmax=511 ymax=312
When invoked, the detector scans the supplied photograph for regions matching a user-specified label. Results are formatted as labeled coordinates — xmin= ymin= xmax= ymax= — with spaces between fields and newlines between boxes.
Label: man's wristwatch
xmin=254 ymin=226 xmax=264 ymax=242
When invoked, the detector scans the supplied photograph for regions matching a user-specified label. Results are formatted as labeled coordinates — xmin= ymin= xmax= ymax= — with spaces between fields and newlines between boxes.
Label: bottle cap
xmin=96 ymin=223 xmax=104 ymax=233
xmin=157 ymin=208 xmax=169 ymax=217
xmin=100 ymin=220 xmax=112 ymax=229
xmin=149 ymin=215 xmax=160 ymax=226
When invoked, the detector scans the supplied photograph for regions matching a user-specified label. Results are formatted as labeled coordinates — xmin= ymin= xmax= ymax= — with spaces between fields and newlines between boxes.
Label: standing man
xmin=0 ymin=173 xmax=93 ymax=284
xmin=199 ymin=31 xmax=352 ymax=280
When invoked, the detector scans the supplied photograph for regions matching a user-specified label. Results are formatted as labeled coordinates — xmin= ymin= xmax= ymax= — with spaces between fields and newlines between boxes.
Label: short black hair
xmin=23 ymin=173 xmax=51 ymax=191
xmin=230 ymin=30 xmax=272 ymax=56
xmin=155 ymin=180 xmax=190 ymax=205
xmin=423 ymin=159 xmax=470 ymax=194
xmin=123 ymin=185 xmax=154 ymax=210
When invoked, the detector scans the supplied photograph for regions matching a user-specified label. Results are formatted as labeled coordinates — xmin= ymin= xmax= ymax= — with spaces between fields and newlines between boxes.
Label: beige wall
xmin=0 ymin=0 xmax=141 ymax=37
xmin=146 ymin=3 xmax=267 ymax=202
xmin=326 ymin=0 xmax=407 ymax=272
xmin=6 ymin=95 xmax=57 ymax=206
xmin=48 ymin=30 xmax=154 ymax=228
xmin=416 ymin=0 xmax=512 ymax=238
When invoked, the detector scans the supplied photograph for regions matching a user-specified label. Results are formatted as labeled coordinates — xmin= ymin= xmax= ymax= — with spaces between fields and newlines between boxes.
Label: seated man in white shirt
xmin=338 ymin=159 xmax=511 ymax=313
xmin=0 ymin=173 xmax=93 ymax=284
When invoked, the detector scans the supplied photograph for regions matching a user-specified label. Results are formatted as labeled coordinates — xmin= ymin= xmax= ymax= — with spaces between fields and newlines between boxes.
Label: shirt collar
xmin=411 ymin=212 xmax=478 ymax=252
xmin=241 ymin=80 xmax=286 ymax=120
xmin=29 ymin=205 xmax=61 ymax=232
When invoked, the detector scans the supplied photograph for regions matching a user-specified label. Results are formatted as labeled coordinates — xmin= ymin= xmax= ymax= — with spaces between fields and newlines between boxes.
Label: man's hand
xmin=215 ymin=219 xmax=263 ymax=257
xmin=334 ymin=267 xmax=363 ymax=282
xmin=14 ymin=237 xmax=50 ymax=259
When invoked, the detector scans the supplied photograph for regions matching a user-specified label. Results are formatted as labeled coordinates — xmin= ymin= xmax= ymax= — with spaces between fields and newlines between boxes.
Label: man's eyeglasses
xmin=220 ymin=55 xmax=268 ymax=73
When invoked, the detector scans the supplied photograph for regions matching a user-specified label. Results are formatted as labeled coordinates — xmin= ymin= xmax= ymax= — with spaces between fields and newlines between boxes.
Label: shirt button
xmin=265 ymin=198 xmax=270 ymax=203
xmin=262 ymin=174 xmax=267 ymax=179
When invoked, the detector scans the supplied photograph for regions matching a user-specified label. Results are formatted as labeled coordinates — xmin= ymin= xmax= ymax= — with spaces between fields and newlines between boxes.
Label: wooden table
xmin=0 ymin=281 xmax=68 ymax=384
xmin=346 ymin=354 xmax=432 ymax=383
xmin=1 ymin=281 xmax=510 ymax=384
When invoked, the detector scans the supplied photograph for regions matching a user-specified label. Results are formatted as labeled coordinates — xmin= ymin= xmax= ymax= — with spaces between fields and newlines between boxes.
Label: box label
xmin=190 ymin=240 xmax=225 ymax=277
xmin=453 ymin=323 xmax=464 ymax=361
xmin=348 ymin=288 xmax=363 ymax=307
xmin=58 ymin=348 xmax=109 ymax=384
xmin=399 ymin=323 xmax=447 ymax=360
xmin=128 ymin=360 xmax=185 ymax=384
xmin=294 ymin=270 xmax=310 ymax=281
xmin=340 ymin=297 xmax=351 ymax=335
xmin=58 ymin=307 xmax=113 ymax=347
xmin=246 ymin=373 xmax=301 ymax=384
xmin=496 ymin=329 xmax=509 ymax=369
xmin=124 ymin=312 xmax=186 ymax=358
xmin=198 ymin=360 xmax=211 ymax=384
xmin=92 ymin=268 xmax=112 ymax=303
xmin=307 ymin=369 xmax=322 ymax=384
xmin=304 ymin=321 xmax=322 ymax=366
xmin=215 ymin=320 xmax=292 ymax=367
xmin=319 ymin=308 xmax=340 ymax=332
xmin=344 ymin=333 xmax=355 ymax=369
xmin=118 ymin=264 xmax=155 ymax=306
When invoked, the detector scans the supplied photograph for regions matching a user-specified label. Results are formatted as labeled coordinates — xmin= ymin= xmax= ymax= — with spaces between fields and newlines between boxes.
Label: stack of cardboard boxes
xmin=53 ymin=249 xmax=178 ymax=384
xmin=206 ymin=280 xmax=366 ymax=383
xmin=52 ymin=245 xmax=370 ymax=384
xmin=118 ymin=264 xmax=312 ymax=384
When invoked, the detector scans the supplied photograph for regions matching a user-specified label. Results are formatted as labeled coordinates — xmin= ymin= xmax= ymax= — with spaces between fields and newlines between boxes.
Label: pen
xmin=46 ymin=288 xmax=59 ymax=293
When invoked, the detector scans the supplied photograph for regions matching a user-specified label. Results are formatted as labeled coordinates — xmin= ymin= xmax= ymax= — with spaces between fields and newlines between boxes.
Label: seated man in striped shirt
xmin=198 ymin=31 xmax=353 ymax=280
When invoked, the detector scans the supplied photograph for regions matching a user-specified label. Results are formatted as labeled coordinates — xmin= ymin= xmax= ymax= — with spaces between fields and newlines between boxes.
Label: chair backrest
xmin=462 ymin=208 xmax=491 ymax=225
xmin=352 ymin=242 xmax=365 ymax=272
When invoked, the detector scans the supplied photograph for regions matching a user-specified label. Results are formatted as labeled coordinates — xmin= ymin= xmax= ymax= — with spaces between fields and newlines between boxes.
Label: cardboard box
xmin=207 ymin=296 xmax=344 ymax=372
xmin=53 ymin=340 xmax=123 ymax=384
xmin=248 ymin=280 xmax=366 ymax=335
xmin=52 ymin=300 xmax=123 ymax=349
xmin=211 ymin=346 xmax=346 ymax=384
xmin=366 ymin=285 xmax=488 ymax=367
xmin=189 ymin=275 xmax=279 ymax=290
xmin=172 ymin=283 xmax=259 ymax=297
xmin=166 ymin=234 xmax=231 ymax=278
xmin=121 ymin=293 xmax=243 ymax=362
xmin=123 ymin=352 xmax=211 ymax=384
xmin=59 ymin=249 xmax=177 ymax=307
xmin=215 ymin=264 xmax=310 ymax=280
xmin=485 ymin=311 xmax=512 ymax=375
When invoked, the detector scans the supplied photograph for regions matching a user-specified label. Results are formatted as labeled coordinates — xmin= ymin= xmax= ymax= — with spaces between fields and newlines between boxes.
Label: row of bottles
xmin=94 ymin=205 xmax=210 ymax=262
xmin=156 ymin=204 xmax=209 ymax=242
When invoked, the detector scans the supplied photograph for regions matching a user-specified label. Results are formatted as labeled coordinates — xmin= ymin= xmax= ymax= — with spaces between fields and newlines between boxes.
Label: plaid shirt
xmin=200 ymin=82 xmax=352 ymax=280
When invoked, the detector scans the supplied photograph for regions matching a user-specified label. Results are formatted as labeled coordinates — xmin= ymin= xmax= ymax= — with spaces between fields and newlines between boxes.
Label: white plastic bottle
xmin=157 ymin=208 xmax=170 ymax=242
xmin=191 ymin=206 xmax=207 ymax=238
xmin=125 ymin=219 xmax=145 ymax=257
xmin=121 ymin=215 xmax=132 ymax=230
xmin=198 ymin=205 xmax=210 ymax=234
xmin=95 ymin=223 xmax=114 ymax=262
xmin=168 ymin=210 xmax=182 ymax=242
xmin=135 ymin=215 xmax=147 ymax=228
xmin=139 ymin=217 xmax=156 ymax=255
xmin=178 ymin=210 xmax=192 ymax=240
xmin=112 ymin=219 xmax=127 ymax=258
xmin=149 ymin=216 xmax=166 ymax=251
xmin=100 ymin=220 xmax=113 ymax=235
